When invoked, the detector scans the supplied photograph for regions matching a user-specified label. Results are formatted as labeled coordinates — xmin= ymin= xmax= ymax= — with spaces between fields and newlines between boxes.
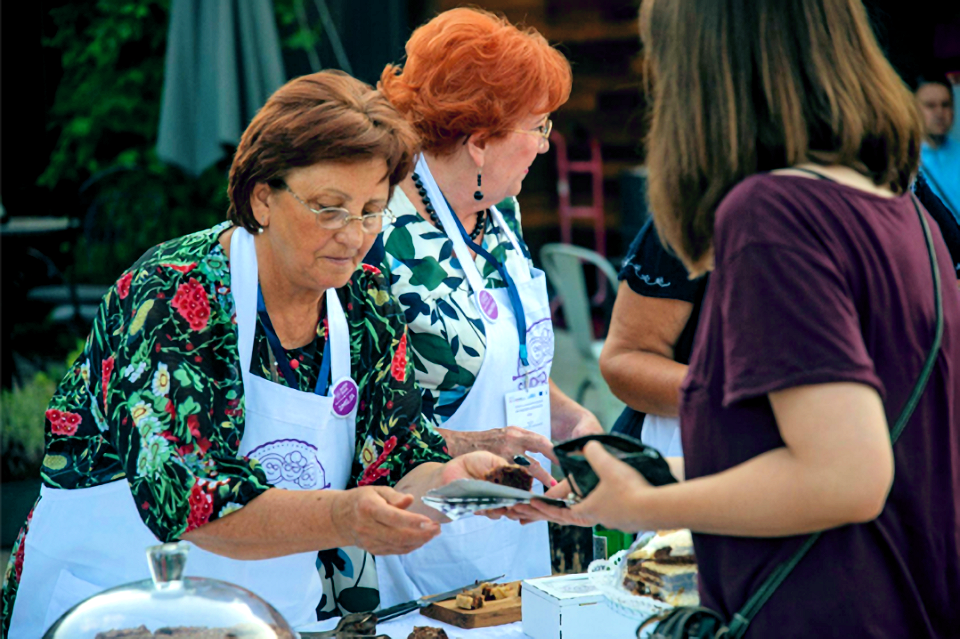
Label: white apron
xmin=641 ymin=414 xmax=683 ymax=457
xmin=8 ymin=228 xmax=357 ymax=637
xmin=376 ymin=156 xmax=554 ymax=606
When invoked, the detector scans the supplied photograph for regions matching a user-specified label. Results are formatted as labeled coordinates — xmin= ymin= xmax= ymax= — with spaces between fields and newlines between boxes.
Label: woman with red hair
xmin=375 ymin=8 xmax=604 ymax=606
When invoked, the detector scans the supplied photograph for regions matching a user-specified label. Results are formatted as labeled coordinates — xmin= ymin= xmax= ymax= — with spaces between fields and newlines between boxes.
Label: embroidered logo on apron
xmin=248 ymin=439 xmax=332 ymax=490
xmin=513 ymin=317 xmax=554 ymax=388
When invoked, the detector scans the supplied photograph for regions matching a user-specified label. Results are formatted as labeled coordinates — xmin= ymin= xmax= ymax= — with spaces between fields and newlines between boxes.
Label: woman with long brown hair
xmin=513 ymin=0 xmax=960 ymax=635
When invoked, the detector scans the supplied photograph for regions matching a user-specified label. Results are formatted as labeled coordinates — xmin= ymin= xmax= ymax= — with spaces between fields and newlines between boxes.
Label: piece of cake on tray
xmin=483 ymin=464 xmax=533 ymax=491
xmin=622 ymin=529 xmax=699 ymax=607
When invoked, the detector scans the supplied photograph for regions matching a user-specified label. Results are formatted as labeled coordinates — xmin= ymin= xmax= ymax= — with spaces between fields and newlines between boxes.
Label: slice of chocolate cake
xmin=623 ymin=529 xmax=699 ymax=606
xmin=483 ymin=464 xmax=533 ymax=491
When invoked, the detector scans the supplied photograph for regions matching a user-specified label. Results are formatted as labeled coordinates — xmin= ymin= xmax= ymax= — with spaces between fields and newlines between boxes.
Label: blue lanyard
xmin=444 ymin=199 xmax=530 ymax=366
xmin=256 ymin=285 xmax=331 ymax=395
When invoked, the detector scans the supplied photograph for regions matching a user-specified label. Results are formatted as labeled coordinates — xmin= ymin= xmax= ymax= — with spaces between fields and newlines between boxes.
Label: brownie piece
xmin=483 ymin=464 xmax=533 ymax=491
xmin=407 ymin=627 xmax=449 ymax=639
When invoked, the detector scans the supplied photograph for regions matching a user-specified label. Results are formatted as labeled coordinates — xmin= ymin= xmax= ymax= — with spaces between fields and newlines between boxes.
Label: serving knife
xmin=375 ymin=573 xmax=506 ymax=622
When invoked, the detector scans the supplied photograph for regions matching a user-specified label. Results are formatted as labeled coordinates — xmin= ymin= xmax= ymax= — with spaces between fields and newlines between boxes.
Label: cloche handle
xmin=147 ymin=542 xmax=190 ymax=587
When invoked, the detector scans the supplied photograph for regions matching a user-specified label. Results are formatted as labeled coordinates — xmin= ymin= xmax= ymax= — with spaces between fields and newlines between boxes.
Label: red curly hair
xmin=380 ymin=7 xmax=572 ymax=155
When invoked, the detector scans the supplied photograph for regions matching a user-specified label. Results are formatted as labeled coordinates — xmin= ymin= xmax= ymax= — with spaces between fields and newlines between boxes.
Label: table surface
xmin=0 ymin=216 xmax=79 ymax=236
xmin=298 ymin=609 xmax=528 ymax=638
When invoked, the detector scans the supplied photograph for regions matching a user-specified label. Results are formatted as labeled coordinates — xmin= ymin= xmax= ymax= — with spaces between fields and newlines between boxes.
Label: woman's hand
xmin=440 ymin=450 xmax=512 ymax=485
xmin=393 ymin=453 xmax=512 ymax=522
xmin=331 ymin=486 xmax=441 ymax=555
xmin=548 ymin=379 xmax=604 ymax=442
xmin=485 ymin=478 xmax=598 ymax=527
xmin=439 ymin=427 xmax=558 ymax=486
xmin=569 ymin=412 xmax=605 ymax=440
xmin=495 ymin=442 xmax=656 ymax=531
xmin=558 ymin=441 xmax=655 ymax=531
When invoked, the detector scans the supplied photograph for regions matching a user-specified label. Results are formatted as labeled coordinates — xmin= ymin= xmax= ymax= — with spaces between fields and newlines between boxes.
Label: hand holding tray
xmin=422 ymin=479 xmax=576 ymax=520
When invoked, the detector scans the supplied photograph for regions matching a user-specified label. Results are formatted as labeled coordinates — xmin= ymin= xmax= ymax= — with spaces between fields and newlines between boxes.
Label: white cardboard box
xmin=521 ymin=574 xmax=641 ymax=639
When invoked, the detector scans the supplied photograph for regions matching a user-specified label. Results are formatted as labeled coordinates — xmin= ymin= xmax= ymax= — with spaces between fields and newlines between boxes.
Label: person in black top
xmin=600 ymin=219 xmax=706 ymax=453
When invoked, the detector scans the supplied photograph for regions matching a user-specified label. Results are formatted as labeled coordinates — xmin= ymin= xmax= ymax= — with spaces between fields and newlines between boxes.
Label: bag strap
xmin=724 ymin=194 xmax=945 ymax=638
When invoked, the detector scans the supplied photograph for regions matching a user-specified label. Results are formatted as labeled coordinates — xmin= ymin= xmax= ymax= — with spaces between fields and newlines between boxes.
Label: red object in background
xmin=550 ymin=131 xmax=611 ymax=309
xmin=550 ymin=131 xmax=606 ymax=258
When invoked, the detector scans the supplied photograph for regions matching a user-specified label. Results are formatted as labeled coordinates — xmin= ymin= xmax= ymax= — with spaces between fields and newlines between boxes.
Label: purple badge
xmin=332 ymin=377 xmax=359 ymax=417
xmin=477 ymin=290 xmax=499 ymax=322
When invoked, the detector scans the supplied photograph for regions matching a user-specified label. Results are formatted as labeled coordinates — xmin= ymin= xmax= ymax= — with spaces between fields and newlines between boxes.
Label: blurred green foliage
xmin=41 ymin=1 xmax=169 ymax=189
xmin=1 ymin=341 xmax=83 ymax=481
xmin=1 ymin=369 xmax=60 ymax=481
xmin=40 ymin=0 xmax=321 ymax=284
xmin=275 ymin=0 xmax=325 ymax=53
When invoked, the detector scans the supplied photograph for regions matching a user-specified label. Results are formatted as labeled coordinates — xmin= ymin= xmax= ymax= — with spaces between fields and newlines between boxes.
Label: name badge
xmin=331 ymin=377 xmax=358 ymax=417
xmin=475 ymin=290 xmax=499 ymax=324
xmin=504 ymin=385 xmax=550 ymax=434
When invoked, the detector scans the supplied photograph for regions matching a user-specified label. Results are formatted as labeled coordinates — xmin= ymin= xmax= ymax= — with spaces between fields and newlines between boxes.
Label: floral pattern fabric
xmin=381 ymin=189 xmax=532 ymax=424
xmin=1 ymin=222 xmax=449 ymax=634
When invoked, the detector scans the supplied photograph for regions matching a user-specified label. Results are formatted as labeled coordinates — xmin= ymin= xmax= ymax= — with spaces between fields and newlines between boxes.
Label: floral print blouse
xmin=0 ymin=222 xmax=451 ymax=634
xmin=380 ymin=189 xmax=533 ymax=424
xmin=19 ymin=220 xmax=448 ymax=537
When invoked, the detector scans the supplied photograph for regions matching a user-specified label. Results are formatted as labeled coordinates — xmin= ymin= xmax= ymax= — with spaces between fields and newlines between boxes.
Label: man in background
xmin=917 ymin=75 xmax=960 ymax=220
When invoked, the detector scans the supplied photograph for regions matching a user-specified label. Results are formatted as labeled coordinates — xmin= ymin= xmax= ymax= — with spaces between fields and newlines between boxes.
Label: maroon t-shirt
xmin=680 ymin=174 xmax=960 ymax=638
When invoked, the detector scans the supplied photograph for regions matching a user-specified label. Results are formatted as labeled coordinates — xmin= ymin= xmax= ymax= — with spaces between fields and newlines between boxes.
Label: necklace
xmin=411 ymin=172 xmax=486 ymax=240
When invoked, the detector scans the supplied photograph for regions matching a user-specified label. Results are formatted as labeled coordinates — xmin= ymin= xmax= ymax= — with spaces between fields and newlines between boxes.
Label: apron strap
xmin=415 ymin=155 xmax=531 ymax=366
xmin=233 ymin=228 xmax=352 ymax=396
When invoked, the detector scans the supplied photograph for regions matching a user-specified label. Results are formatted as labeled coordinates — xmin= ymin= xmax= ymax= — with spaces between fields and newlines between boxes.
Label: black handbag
xmin=637 ymin=194 xmax=945 ymax=639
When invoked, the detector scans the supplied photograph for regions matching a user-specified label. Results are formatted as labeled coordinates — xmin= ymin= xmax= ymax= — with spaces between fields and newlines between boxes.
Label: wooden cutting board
xmin=420 ymin=582 xmax=522 ymax=629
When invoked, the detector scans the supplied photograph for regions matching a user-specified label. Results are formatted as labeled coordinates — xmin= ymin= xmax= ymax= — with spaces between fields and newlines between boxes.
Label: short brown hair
xmin=640 ymin=0 xmax=924 ymax=276
xmin=379 ymin=8 xmax=572 ymax=156
xmin=228 ymin=70 xmax=418 ymax=232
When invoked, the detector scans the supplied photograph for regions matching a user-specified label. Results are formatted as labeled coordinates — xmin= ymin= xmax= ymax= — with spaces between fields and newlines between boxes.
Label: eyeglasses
xmin=512 ymin=119 xmax=553 ymax=144
xmin=281 ymin=183 xmax=391 ymax=234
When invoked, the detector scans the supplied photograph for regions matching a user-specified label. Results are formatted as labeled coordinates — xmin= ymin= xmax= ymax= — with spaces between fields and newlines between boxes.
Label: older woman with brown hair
xmin=514 ymin=0 xmax=960 ymax=636
xmin=2 ymin=70 xmax=507 ymax=638
xmin=373 ymin=7 xmax=604 ymax=606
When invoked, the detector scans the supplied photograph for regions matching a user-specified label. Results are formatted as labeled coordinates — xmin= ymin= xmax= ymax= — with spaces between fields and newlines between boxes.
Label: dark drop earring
xmin=474 ymin=170 xmax=484 ymax=201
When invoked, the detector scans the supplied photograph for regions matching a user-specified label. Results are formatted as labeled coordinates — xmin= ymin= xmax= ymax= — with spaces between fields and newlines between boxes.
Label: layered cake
xmin=622 ymin=529 xmax=699 ymax=607
xmin=483 ymin=464 xmax=533 ymax=491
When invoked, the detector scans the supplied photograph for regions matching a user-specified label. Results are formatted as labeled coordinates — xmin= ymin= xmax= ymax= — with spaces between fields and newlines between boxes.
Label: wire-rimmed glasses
xmin=512 ymin=118 xmax=553 ymax=145
xmin=281 ymin=183 xmax=390 ymax=234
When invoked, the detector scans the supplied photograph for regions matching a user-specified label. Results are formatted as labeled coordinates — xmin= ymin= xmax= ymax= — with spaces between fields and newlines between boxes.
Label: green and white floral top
xmin=380 ymin=188 xmax=533 ymax=425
